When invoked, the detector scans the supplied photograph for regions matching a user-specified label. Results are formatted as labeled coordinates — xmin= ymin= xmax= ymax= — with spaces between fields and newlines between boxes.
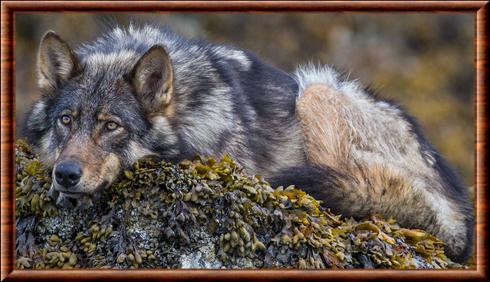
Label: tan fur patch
xmin=297 ymin=84 xmax=350 ymax=167
xmin=296 ymin=83 xmax=468 ymax=255
xmin=148 ymin=102 xmax=176 ymax=118
xmin=163 ymin=100 xmax=176 ymax=117
xmin=99 ymin=153 xmax=121 ymax=187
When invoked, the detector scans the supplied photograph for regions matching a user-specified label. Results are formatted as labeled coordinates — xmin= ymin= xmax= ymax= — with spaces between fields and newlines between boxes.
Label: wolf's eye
xmin=60 ymin=114 xmax=72 ymax=125
xmin=105 ymin=121 xmax=119 ymax=131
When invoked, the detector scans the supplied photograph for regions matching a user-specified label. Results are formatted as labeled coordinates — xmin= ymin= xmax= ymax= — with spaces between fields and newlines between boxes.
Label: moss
xmin=15 ymin=139 xmax=465 ymax=269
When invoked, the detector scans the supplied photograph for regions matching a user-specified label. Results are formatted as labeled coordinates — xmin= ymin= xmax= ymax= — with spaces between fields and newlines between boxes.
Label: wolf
xmin=23 ymin=24 xmax=473 ymax=262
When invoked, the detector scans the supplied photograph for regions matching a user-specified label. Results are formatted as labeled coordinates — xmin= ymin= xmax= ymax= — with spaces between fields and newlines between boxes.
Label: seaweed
xmin=14 ymin=140 xmax=464 ymax=269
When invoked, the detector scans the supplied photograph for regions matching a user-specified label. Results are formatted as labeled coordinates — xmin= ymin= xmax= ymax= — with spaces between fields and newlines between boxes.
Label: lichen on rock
xmin=15 ymin=140 xmax=464 ymax=269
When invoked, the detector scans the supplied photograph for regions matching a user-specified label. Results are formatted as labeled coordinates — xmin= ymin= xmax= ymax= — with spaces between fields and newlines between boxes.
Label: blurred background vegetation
xmin=15 ymin=13 xmax=474 ymax=186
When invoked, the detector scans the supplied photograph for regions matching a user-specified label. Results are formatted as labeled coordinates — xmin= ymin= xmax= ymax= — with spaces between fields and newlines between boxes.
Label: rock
xmin=15 ymin=140 xmax=464 ymax=269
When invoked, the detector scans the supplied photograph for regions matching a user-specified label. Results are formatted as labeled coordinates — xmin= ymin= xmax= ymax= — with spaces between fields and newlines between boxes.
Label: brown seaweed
xmin=15 ymin=140 xmax=464 ymax=269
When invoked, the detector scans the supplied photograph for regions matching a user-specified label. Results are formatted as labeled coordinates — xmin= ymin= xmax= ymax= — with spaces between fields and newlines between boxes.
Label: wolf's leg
xmin=291 ymin=72 xmax=473 ymax=262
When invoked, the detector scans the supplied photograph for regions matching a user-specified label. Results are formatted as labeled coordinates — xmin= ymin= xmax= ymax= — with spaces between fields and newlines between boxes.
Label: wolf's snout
xmin=54 ymin=161 xmax=82 ymax=188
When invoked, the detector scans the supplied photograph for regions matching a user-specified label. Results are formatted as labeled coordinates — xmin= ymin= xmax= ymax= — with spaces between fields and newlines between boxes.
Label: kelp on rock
xmin=15 ymin=140 xmax=463 ymax=269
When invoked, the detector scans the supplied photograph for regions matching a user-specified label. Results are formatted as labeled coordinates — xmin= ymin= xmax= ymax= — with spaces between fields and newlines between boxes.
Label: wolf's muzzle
xmin=54 ymin=160 xmax=82 ymax=189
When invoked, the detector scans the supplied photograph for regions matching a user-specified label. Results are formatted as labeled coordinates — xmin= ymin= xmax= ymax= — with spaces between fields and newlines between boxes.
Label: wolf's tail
xmin=273 ymin=65 xmax=474 ymax=262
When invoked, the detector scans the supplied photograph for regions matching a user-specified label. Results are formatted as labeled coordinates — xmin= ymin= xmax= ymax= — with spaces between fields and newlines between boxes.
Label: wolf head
xmin=25 ymin=31 xmax=178 ymax=199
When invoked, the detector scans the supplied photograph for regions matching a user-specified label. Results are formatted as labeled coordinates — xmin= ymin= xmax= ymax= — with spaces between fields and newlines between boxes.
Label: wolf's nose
xmin=54 ymin=161 xmax=82 ymax=188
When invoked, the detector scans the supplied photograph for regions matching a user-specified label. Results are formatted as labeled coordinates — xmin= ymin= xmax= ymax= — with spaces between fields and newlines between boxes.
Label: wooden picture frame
xmin=1 ymin=1 xmax=488 ymax=280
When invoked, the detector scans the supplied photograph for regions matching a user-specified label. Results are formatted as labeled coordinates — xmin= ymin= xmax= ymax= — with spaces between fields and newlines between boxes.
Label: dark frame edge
xmin=1 ymin=1 xmax=14 ymax=281
xmin=1 ymin=1 xmax=489 ymax=281
xmin=1 ymin=0 xmax=489 ymax=12
xmin=475 ymin=2 xmax=488 ymax=280
xmin=4 ymin=269 xmax=490 ymax=281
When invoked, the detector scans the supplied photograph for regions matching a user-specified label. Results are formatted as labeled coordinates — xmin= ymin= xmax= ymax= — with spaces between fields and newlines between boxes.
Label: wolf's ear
xmin=37 ymin=31 xmax=80 ymax=94
xmin=130 ymin=45 xmax=173 ymax=113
